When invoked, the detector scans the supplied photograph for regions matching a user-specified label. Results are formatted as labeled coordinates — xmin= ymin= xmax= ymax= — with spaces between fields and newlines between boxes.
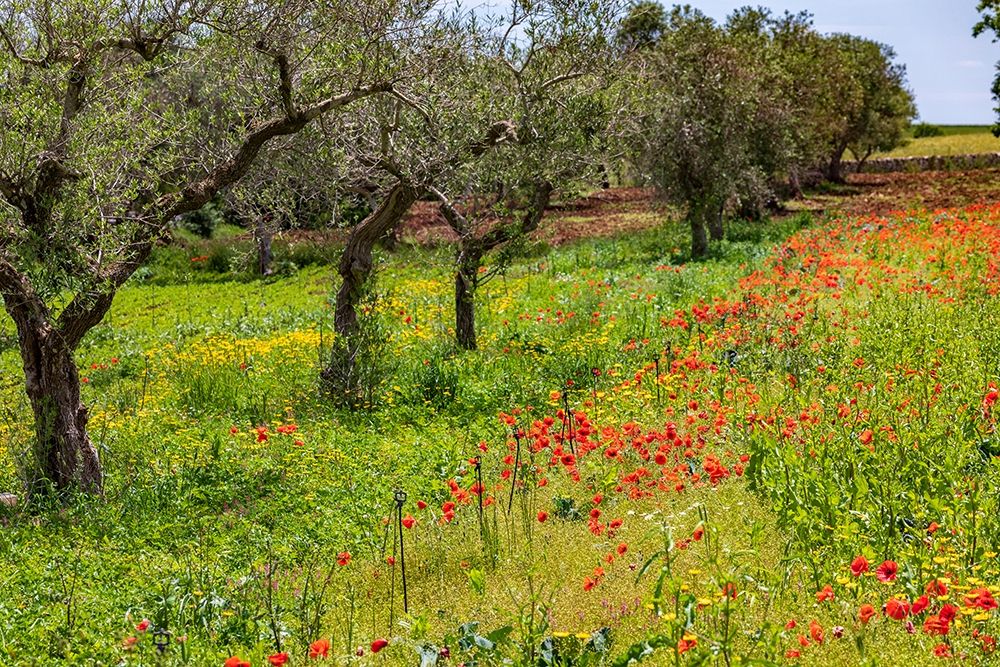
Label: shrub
xmin=320 ymin=287 xmax=395 ymax=410
xmin=179 ymin=200 xmax=228 ymax=239
xmin=912 ymin=122 xmax=944 ymax=138
xmin=406 ymin=345 xmax=461 ymax=409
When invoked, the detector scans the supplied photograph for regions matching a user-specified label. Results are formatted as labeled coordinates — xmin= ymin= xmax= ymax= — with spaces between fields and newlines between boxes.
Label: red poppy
xmin=268 ymin=654 xmax=289 ymax=666
xmin=933 ymin=643 xmax=951 ymax=658
xmin=402 ymin=515 xmax=415 ymax=529
xmin=785 ymin=619 xmax=797 ymax=630
xmin=617 ymin=542 xmax=628 ymax=555
xmin=785 ymin=649 xmax=801 ymax=659
xmin=885 ymin=598 xmax=910 ymax=620
xmin=808 ymin=620 xmax=824 ymax=644
xmin=136 ymin=619 xmax=150 ymax=632
xmin=912 ymin=595 xmax=930 ymax=615
xmin=417 ymin=500 xmax=427 ymax=510
xmin=537 ymin=511 xmax=548 ymax=522
xmin=859 ymin=429 xmax=873 ymax=445
xmin=309 ymin=638 xmax=330 ymax=659
xmin=965 ymin=587 xmax=998 ymax=610
xmin=371 ymin=638 xmax=389 ymax=653
xmin=692 ymin=525 xmax=704 ymax=541
xmin=677 ymin=637 xmax=697 ymax=654
xmin=859 ymin=604 xmax=876 ymax=624
xmin=224 ymin=658 xmax=251 ymax=667
xmin=875 ymin=560 xmax=898 ymax=582
xmin=926 ymin=579 xmax=948 ymax=596
xmin=923 ymin=614 xmax=950 ymax=636
xmin=850 ymin=555 xmax=869 ymax=577
xmin=815 ymin=585 xmax=834 ymax=602
xmin=337 ymin=552 xmax=351 ymax=566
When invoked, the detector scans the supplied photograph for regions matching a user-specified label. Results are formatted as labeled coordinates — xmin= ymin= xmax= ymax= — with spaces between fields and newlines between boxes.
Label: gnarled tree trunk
xmin=689 ymin=205 xmax=708 ymax=259
xmin=707 ymin=202 xmax=724 ymax=241
xmin=442 ymin=180 xmax=553 ymax=351
xmin=12 ymin=314 xmax=102 ymax=493
xmin=256 ymin=217 xmax=274 ymax=276
xmin=826 ymin=140 xmax=850 ymax=184
xmin=333 ymin=182 xmax=420 ymax=335
xmin=454 ymin=247 xmax=482 ymax=350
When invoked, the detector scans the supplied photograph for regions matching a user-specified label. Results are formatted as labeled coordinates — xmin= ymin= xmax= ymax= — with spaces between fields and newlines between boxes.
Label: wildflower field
xmin=2 ymin=185 xmax=1000 ymax=666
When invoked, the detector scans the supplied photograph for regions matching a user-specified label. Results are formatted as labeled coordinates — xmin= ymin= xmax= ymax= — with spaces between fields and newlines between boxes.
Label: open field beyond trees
xmin=875 ymin=126 xmax=1000 ymax=158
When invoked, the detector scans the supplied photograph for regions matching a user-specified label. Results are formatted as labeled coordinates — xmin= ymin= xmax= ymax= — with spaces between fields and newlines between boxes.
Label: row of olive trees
xmin=0 ymin=0 xmax=918 ymax=495
xmin=0 ymin=0 xmax=619 ymax=494
xmin=619 ymin=3 xmax=916 ymax=257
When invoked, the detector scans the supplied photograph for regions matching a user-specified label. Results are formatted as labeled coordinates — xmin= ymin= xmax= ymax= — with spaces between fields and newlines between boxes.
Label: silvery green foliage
xmin=0 ymin=0 xmax=432 ymax=311
xmin=632 ymin=7 xmax=793 ymax=221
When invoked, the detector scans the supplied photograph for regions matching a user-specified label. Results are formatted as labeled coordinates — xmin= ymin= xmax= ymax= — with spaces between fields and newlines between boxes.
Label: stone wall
xmin=845 ymin=153 xmax=1000 ymax=174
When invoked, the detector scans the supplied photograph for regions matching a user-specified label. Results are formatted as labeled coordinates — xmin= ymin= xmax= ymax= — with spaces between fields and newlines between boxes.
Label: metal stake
xmin=394 ymin=489 xmax=409 ymax=614
xmin=508 ymin=431 xmax=521 ymax=513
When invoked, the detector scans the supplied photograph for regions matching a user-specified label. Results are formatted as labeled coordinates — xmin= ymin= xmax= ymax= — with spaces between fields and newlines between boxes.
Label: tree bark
xmin=256 ymin=217 xmax=273 ymax=276
xmin=333 ymin=182 xmax=420 ymax=335
xmin=707 ymin=203 xmax=724 ymax=241
xmin=826 ymin=142 xmax=849 ymax=184
xmin=689 ymin=206 xmax=708 ymax=259
xmin=597 ymin=163 xmax=611 ymax=189
xmin=788 ymin=168 xmax=803 ymax=199
xmin=12 ymin=314 xmax=102 ymax=493
xmin=454 ymin=248 xmax=482 ymax=350
xmin=856 ymin=147 xmax=874 ymax=174
xmin=438 ymin=180 xmax=553 ymax=352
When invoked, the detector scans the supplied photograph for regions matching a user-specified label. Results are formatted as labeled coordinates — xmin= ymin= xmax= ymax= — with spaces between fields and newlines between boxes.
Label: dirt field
xmin=397 ymin=169 xmax=1000 ymax=247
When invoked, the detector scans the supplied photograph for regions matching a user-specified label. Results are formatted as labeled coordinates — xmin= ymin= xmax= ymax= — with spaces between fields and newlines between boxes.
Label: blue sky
xmin=693 ymin=0 xmax=998 ymax=124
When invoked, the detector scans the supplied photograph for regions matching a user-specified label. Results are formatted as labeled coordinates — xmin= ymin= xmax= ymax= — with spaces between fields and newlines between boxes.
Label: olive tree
xmin=326 ymin=0 xmax=615 ymax=352
xmin=616 ymin=0 xmax=667 ymax=52
xmin=822 ymin=34 xmax=915 ymax=182
xmin=726 ymin=9 xmax=850 ymax=196
xmin=0 ymin=0 xmax=430 ymax=493
xmin=628 ymin=6 xmax=793 ymax=257
xmin=421 ymin=1 xmax=615 ymax=350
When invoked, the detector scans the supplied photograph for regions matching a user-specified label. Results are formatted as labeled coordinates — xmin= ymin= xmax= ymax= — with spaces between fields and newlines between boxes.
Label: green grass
xmin=918 ymin=125 xmax=993 ymax=136
xmin=2 ymin=205 xmax=1000 ymax=666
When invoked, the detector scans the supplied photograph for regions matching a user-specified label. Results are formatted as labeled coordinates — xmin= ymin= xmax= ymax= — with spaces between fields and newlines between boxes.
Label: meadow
xmin=875 ymin=125 xmax=1000 ymax=158
xmin=2 ymin=182 xmax=1000 ymax=666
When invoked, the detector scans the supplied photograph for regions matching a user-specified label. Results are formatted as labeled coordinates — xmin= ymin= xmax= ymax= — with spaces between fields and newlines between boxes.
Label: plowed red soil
xmin=400 ymin=169 xmax=1000 ymax=246
xmin=255 ymin=169 xmax=1000 ymax=249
